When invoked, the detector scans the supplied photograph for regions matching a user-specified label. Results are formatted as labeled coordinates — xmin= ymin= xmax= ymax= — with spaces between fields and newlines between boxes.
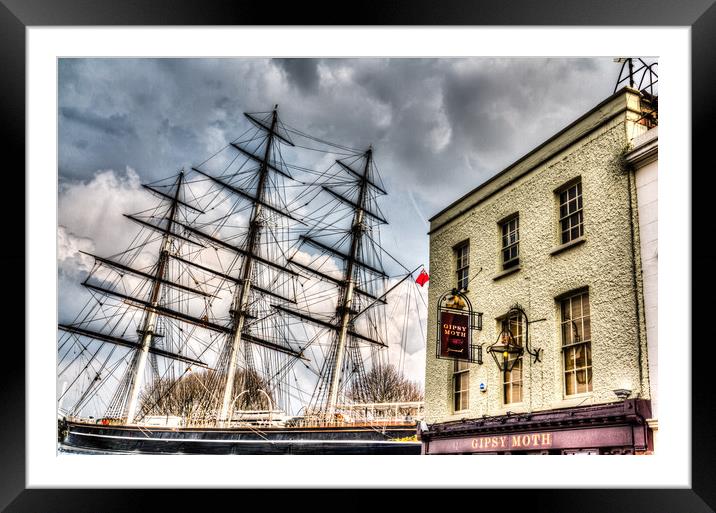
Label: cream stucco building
xmin=420 ymin=87 xmax=657 ymax=455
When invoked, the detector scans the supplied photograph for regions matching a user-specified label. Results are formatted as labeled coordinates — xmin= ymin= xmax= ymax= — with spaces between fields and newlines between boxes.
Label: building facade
xmin=420 ymin=87 xmax=657 ymax=455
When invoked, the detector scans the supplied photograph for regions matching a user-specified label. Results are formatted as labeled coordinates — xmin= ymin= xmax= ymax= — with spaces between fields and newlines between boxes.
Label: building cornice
xmin=625 ymin=127 xmax=658 ymax=168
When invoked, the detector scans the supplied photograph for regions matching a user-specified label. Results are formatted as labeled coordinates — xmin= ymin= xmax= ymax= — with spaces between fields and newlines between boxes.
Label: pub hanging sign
xmin=436 ymin=290 xmax=483 ymax=363
xmin=440 ymin=310 xmax=470 ymax=358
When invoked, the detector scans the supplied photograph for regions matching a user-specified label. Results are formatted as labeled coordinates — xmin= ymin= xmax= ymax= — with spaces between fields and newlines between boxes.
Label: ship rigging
xmin=58 ymin=106 xmax=427 ymax=433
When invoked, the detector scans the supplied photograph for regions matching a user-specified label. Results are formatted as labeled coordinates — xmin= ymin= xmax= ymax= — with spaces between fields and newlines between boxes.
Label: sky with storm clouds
xmin=58 ymin=57 xmax=624 ymax=383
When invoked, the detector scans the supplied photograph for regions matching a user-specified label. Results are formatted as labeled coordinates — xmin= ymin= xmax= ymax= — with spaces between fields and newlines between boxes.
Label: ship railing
xmin=288 ymin=401 xmax=425 ymax=428
xmin=229 ymin=409 xmax=288 ymax=427
xmin=65 ymin=415 xmax=114 ymax=425
xmin=64 ymin=401 xmax=425 ymax=429
xmin=179 ymin=410 xmax=291 ymax=429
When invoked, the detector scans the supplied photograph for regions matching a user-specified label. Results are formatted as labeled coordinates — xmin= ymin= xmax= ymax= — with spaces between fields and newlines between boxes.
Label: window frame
xmin=452 ymin=359 xmax=470 ymax=413
xmin=557 ymin=179 xmax=584 ymax=245
xmin=500 ymin=313 xmax=524 ymax=405
xmin=499 ymin=213 xmax=520 ymax=270
xmin=559 ymin=289 xmax=593 ymax=397
xmin=454 ymin=240 xmax=470 ymax=292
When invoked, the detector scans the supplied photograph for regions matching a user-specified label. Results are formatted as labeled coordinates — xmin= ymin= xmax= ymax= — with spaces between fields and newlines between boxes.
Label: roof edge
xmin=428 ymin=86 xmax=643 ymax=225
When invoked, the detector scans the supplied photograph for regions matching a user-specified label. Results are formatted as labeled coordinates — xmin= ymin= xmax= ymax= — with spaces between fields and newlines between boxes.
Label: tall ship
xmin=57 ymin=106 xmax=426 ymax=454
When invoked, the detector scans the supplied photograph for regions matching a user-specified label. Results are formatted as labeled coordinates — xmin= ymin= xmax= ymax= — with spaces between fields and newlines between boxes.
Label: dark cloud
xmin=58 ymin=57 xmax=638 ymax=273
xmin=60 ymin=107 xmax=136 ymax=137
xmin=156 ymin=118 xmax=199 ymax=148
xmin=273 ymin=58 xmax=321 ymax=94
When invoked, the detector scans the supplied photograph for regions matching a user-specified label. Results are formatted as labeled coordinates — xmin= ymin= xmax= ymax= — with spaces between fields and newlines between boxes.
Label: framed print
xmin=3 ymin=0 xmax=713 ymax=511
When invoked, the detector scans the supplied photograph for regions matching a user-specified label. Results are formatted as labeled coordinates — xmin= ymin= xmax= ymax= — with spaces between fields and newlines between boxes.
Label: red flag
xmin=416 ymin=269 xmax=430 ymax=287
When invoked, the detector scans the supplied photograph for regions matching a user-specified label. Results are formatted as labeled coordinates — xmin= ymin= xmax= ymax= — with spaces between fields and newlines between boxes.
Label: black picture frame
xmin=2 ymin=1 xmax=712 ymax=511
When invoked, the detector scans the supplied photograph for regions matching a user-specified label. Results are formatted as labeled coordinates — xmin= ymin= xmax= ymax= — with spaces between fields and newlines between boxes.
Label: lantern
xmin=487 ymin=329 xmax=523 ymax=373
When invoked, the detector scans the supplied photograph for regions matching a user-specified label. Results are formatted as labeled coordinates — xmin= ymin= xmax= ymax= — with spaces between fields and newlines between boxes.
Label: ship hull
xmin=61 ymin=421 xmax=421 ymax=455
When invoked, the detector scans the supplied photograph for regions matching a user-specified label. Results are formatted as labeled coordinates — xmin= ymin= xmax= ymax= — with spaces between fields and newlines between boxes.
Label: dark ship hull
xmin=59 ymin=420 xmax=421 ymax=455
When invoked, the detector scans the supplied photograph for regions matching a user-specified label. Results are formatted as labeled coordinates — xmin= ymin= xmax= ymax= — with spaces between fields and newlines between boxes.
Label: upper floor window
xmin=501 ymin=314 xmax=523 ymax=404
xmin=455 ymin=241 xmax=469 ymax=291
xmin=453 ymin=359 xmax=470 ymax=412
xmin=560 ymin=290 xmax=592 ymax=395
xmin=558 ymin=180 xmax=584 ymax=244
xmin=500 ymin=215 xmax=520 ymax=270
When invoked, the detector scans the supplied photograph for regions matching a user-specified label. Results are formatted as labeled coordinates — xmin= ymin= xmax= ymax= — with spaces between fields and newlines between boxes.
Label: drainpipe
xmin=626 ymin=163 xmax=645 ymax=394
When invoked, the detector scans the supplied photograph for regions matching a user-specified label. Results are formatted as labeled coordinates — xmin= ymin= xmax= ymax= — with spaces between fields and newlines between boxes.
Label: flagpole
xmin=351 ymin=264 xmax=424 ymax=322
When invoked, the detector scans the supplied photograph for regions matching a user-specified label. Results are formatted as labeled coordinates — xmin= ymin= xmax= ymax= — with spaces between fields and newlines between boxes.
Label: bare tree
xmin=347 ymin=364 xmax=424 ymax=403
xmin=138 ymin=368 xmax=273 ymax=419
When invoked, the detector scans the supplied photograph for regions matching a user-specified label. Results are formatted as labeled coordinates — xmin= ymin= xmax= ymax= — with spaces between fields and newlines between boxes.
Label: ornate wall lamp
xmin=487 ymin=328 xmax=523 ymax=373
xmin=486 ymin=304 xmax=543 ymax=375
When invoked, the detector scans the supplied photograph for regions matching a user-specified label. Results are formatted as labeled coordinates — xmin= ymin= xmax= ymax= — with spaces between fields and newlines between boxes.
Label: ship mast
xmin=125 ymin=172 xmax=183 ymax=424
xmin=325 ymin=148 xmax=372 ymax=414
xmin=217 ymin=106 xmax=279 ymax=425
xmin=59 ymin=108 xmax=416 ymax=426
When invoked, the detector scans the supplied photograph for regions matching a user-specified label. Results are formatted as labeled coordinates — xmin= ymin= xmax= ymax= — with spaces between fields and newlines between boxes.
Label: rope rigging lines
xmin=58 ymin=107 xmax=426 ymax=424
